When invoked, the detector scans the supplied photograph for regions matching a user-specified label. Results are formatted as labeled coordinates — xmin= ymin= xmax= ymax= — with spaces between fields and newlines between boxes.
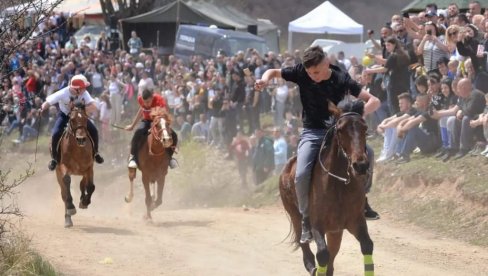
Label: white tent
xmin=288 ymin=1 xmax=364 ymax=51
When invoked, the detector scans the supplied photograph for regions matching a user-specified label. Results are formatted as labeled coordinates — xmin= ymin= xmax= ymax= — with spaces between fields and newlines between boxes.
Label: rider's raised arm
xmin=343 ymin=71 xmax=380 ymax=116
xmin=357 ymin=89 xmax=380 ymax=116
xmin=255 ymin=69 xmax=282 ymax=90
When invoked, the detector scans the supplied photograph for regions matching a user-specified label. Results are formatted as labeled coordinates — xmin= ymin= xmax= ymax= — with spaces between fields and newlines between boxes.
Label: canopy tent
xmin=402 ymin=0 xmax=488 ymax=12
xmin=121 ymin=0 xmax=279 ymax=55
xmin=287 ymin=1 xmax=363 ymax=51
xmin=186 ymin=1 xmax=279 ymax=52
xmin=120 ymin=1 xmax=234 ymax=54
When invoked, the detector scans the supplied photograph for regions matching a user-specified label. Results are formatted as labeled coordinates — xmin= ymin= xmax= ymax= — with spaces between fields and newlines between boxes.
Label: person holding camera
xmin=416 ymin=21 xmax=449 ymax=72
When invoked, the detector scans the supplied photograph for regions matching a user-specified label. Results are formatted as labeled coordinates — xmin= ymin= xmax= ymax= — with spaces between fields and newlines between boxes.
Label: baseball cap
xmin=69 ymin=74 xmax=90 ymax=89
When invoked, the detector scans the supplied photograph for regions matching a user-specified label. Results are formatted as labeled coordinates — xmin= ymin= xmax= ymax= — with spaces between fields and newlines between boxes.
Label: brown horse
xmin=125 ymin=107 xmax=173 ymax=221
xmin=55 ymin=100 xmax=95 ymax=228
xmin=279 ymin=101 xmax=374 ymax=276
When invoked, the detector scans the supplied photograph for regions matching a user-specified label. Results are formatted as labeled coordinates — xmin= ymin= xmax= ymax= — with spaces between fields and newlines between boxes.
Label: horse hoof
xmin=79 ymin=202 xmax=87 ymax=209
xmin=66 ymin=208 xmax=77 ymax=216
xmin=125 ymin=194 xmax=133 ymax=203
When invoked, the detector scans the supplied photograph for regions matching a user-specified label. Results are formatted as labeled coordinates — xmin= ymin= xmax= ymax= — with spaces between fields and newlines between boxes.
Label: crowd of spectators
xmin=4 ymin=2 xmax=488 ymax=188
xmin=0 ymin=11 xmax=303 ymax=187
xmin=357 ymin=1 xmax=488 ymax=164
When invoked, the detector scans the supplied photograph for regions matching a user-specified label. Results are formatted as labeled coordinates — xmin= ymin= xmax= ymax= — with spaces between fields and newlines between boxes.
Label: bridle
xmin=318 ymin=112 xmax=363 ymax=185
xmin=149 ymin=115 xmax=173 ymax=155
xmin=67 ymin=106 xmax=89 ymax=137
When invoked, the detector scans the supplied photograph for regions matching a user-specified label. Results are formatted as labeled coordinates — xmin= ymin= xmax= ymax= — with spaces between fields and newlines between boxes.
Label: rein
xmin=318 ymin=112 xmax=362 ymax=185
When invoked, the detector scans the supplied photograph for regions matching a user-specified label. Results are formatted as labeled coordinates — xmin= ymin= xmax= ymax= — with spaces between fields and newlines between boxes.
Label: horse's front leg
xmin=125 ymin=168 xmax=136 ymax=203
xmin=80 ymin=170 xmax=95 ymax=209
xmin=349 ymin=219 xmax=374 ymax=276
xmin=312 ymin=228 xmax=329 ymax=276
xmin=151 ymin=175 xmax=166 ymax=210
xmin=325 ymin=231 xmax=344 ymax=276
xmin=56 ymin=167 xmax=76 ymax=228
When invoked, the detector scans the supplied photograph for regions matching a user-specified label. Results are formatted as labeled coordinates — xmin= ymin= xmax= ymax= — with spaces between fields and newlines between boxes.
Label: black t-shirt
xmin=430 ymin=92 xmax=446 ymax=111
xmin=395 ymin=107 xmax=417 ymax=117
xmin=384 ymin=53 xmax=410 ymax=94
xmin=419 ymin=111 xmax=439 ymax=136
xmin=281 ymin=64 xmax=361 ymax=129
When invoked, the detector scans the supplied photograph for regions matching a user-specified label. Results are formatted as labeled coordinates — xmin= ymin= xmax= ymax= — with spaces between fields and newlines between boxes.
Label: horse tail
xmin=279 ymin=156 xmax=302 ymax=250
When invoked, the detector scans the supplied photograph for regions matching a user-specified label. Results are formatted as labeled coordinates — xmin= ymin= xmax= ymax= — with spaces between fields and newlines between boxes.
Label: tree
xmin=0 ymin=0 xmax=64 ymax=78
xmin=99 ymin=0 xmax=160 ymax=24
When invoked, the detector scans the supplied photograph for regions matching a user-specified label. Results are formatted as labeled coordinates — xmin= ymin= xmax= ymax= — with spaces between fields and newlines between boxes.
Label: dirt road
xmin=17 ymin=168 xmax=488 ymax=276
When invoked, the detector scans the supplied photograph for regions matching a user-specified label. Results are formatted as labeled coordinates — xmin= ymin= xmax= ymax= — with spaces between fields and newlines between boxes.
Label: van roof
xmin=179 ymin=24 xmax=265 ymax=42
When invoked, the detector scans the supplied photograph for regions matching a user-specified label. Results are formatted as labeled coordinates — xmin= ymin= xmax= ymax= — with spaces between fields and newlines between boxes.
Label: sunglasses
xmin=448 ymin=31 xmax=458 ymax=36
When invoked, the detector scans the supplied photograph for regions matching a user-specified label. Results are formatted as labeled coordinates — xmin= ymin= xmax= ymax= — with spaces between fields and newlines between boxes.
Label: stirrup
xmin=300 ymin=217 xmax=313 ymax=244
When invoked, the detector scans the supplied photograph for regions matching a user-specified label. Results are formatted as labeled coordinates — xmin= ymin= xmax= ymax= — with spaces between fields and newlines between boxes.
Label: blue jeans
xmin=51 ymin=112 xmax=99 ymax=159
xmin=20 ymin=124 xmax=38 ymax=142
xmin=398 ymin=126 xmax=439 ymax=157
xmin=295 ymin=128 xmax=374 ymax=217
xmin=447 ymin=115 xmax=477 ymax=152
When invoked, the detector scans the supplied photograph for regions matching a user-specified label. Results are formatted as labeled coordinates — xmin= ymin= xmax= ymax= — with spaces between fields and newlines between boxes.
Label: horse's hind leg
xmin=56 ymin=169 xmax=76 ymax=228
xmin=142 ymin=176 xmax=153 ymax=221
xmin=125 ymin=168 xmax=136 ymax=203
xmin=325 ymin=231 xmax=344 ymax=276
xmin=349 ymin=220 xmax=374 ymax=276
xmin=299 ymin=243 xmax=315 ymax=274
xmin=312 ymin=229 xmax=329 ymax=276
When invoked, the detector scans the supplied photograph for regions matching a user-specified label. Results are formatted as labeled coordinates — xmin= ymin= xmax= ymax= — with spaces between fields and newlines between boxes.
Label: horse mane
xmin=72 ymin=99 xmax=86 ymax=110
xmin=150 ymin=107 xmax=172 ymax=125
xmin=337 ymin=100 xmax=364 ymax=116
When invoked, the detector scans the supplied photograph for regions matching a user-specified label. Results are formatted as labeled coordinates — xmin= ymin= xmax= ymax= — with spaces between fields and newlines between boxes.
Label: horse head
xmin=69 ymin=99 xmax=89 ymax=147
xmin=329 ymin=100 xmax=369 ymax=176
xmin=150 ymin=107 xmax=173 ymax=148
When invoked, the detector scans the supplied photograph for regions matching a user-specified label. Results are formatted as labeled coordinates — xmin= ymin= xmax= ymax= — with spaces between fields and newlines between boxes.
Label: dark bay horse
xmin=279 ymin=101 xmax=374 ymax=276
xmin=55 ymin=100 xmax=95 ymax=228
xmin=125 ymin=107 xmax=173 ymax=221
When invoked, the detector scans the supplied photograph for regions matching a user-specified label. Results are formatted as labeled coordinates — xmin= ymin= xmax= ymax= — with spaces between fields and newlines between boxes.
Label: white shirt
xmin=138 ymin=78 xmax=155 ymax=95
xmin=46 ymin=86 xmax=95 ymax=115
xmin=275 ymin=84 xmax=289 ymax=104
xmin=99 ymin=101 xmax=110 ymax=121
xmin=91 ymin=72 xmax=103 ymax=88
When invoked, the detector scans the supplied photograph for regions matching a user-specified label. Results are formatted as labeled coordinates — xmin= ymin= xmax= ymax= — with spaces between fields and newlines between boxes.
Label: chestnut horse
xmin=56 ymin=100 xmax=95 ymax=228
xmin=279 ymin=101 xmax=374 ymax=276
xmin=125 ymin=107 xmax=173 ymax=221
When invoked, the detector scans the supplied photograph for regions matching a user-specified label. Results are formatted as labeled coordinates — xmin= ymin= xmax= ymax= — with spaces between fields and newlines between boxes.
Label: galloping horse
xmin=279 ymin=100 xmax=374 ymax=276
xmin=55 ymin=99 xmax=95 ymax=228
xmin=125 ymin=107 xmax=173 ymax=221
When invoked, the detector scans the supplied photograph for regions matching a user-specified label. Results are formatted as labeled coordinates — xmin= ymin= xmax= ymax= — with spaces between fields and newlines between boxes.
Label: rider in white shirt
xmin=40 ymin=75 xmax=104 ymax=171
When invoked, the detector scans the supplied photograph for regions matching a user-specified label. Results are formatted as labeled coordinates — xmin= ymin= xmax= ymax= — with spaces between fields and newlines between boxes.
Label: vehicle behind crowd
xmin=174 ymin=24 xmax=268 ymax=61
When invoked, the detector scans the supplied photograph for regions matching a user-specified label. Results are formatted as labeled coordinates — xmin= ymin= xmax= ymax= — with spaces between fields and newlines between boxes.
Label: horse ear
xmin=328 ymin=100 xmax=341 ymax=119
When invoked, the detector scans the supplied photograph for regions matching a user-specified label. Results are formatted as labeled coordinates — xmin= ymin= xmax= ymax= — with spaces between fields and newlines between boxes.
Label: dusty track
xmin=16 ymin=163 xmax=488 ymax=276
